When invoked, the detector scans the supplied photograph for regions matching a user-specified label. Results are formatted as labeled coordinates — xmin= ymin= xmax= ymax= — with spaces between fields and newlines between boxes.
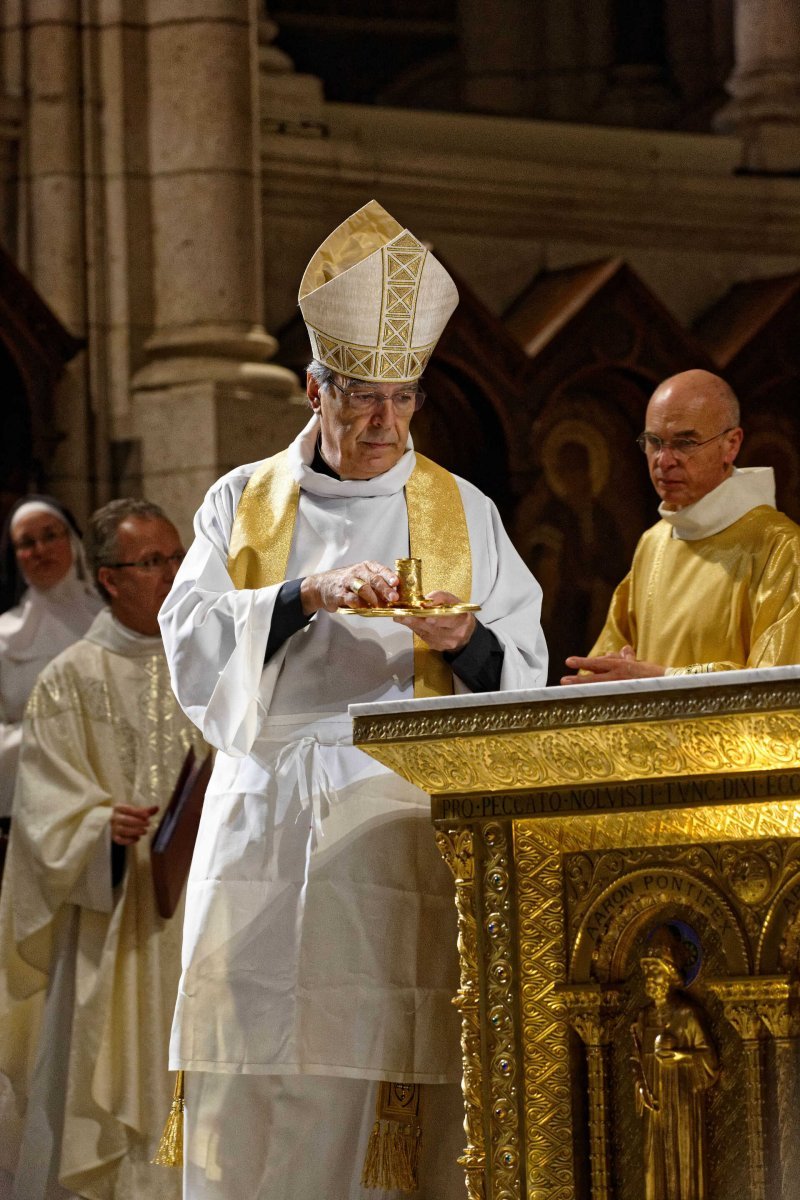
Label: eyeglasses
xmin=103 ymin=552 xmax=185 ymax=572
xmin=636 ymin=427 xmax=735 ymax=460
xmin=13 ymin=528 xmax=69 ymax=554
xmin=328 ymin=379 xmax=426 ymax=414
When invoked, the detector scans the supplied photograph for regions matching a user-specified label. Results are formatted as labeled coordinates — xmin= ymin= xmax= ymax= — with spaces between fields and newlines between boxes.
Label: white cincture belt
xmin=264 ymin=713 xmax=353 ymax=844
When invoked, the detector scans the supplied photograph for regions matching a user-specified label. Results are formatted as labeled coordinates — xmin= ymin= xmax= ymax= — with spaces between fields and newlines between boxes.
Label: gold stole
xmin=227 ymin=449 xmax=471 ymax=697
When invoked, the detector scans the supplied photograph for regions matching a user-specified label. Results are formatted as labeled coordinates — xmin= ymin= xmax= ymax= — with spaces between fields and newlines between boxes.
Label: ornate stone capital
xmin=706 ymin=977 xmax=787 ymax=1040
xmin=561 ymin=986 xmax=626 ymax=1047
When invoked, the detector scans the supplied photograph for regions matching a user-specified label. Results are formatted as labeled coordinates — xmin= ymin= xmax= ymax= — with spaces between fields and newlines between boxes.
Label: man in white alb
xmin=159 ymin=201 xmax=548 ymax=1199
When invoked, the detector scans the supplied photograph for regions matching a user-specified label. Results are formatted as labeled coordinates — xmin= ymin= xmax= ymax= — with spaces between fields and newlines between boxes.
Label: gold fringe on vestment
xmin=152 ymin=1070 xmax=185 ymax=1168
xmin=361 ymin=1081 xmax=422 ymax=1192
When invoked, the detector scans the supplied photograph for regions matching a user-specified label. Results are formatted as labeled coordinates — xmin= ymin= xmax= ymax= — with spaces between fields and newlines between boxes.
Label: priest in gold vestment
xmin=562 ymin=370 xmax=800 ymax=682
xmin=158 ymin=202 xmax=547 ymax=1199
xmin=0 ymin=499 xmax=205 ymax=1200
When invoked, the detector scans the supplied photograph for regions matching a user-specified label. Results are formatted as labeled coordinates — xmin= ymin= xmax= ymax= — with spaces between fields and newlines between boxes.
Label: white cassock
xmin=159 ymin=418 xmax=548 ymax=1199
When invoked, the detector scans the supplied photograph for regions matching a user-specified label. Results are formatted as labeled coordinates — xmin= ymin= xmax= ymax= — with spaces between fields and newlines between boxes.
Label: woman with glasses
xmin=0 ymin=496 xmax=102 ymax=821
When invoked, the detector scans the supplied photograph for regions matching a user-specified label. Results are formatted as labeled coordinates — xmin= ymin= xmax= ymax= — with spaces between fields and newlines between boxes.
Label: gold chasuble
xmin=227 ymin=449 xmax=471 ymax=698
xmin=591 ymin=507 xmax=800 ymax=672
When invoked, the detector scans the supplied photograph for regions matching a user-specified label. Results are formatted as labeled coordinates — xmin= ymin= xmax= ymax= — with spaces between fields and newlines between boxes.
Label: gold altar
xmin=352 ymin=671 xmax=800 ymax=1200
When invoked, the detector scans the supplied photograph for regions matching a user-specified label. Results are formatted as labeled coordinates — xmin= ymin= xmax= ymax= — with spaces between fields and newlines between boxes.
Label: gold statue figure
xmin=631 ymin=928 xmax=719 ymax=1200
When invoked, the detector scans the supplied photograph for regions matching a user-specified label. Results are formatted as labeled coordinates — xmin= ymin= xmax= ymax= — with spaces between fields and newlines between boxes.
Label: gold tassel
xmin=361 ymin=1082 xmax=422 ymax=1192
xmin=152 ymin=1070 xmax=185 ymax=1168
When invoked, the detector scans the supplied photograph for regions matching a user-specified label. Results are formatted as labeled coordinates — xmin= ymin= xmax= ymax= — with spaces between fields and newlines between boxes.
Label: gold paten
xmin=341 ymin=555 xmax=479 ymax=618
xmin=340 ymin=602 xmax=480 ymax=619
xmin=353 ymin=676 xmax=800 ymax=1200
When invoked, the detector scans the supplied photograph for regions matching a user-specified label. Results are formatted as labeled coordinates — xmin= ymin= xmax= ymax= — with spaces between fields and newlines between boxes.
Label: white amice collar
xmin=659 ymin=466 xmax=776 ymax=541
xmin=289 ymin=414 xmax=416 ymax=499
xmin=84 ymin=608 xmax=164 ymax=657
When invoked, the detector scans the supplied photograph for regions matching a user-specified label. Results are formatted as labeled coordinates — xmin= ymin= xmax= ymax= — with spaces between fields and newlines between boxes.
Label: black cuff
xmin=265 ymin=578 xmax=313 ymax=663
xmin=443 ymin=620 xmax=504 ymax=693
xmin=111 ymin=841 xmax=127 ymax=888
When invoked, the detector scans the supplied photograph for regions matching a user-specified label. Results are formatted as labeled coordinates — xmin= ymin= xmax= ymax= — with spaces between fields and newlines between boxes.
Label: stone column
xmin=133 ymin=0 xmax=301 ymax=537
xmin=458 ymin=0 xmax=538 ymax=116
xmin=0 ymin=95 xmax=21 ymax=256
xmin=715 ymin=0 xmax=800 ymax=171
xmin=19 ymin=0 xmax=93 ymax=519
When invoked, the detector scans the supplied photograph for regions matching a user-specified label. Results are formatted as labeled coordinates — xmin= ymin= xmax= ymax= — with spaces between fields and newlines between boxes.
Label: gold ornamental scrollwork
xmin=353 ymin=679 xmax=800 ymax=746
xmin=480 ymin=822 xmax=522 ymax=1200
xmin=435 ymin=827 xmax=486 ymax=1200
xmin=358 ymin=712 xmax=800 ymax=798
xmin=514 ymin=823 xmax=575 ymax=1200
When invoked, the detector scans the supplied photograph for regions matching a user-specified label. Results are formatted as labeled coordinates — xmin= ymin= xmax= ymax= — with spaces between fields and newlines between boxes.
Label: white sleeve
xmin=456 ymin=488 xmax=548 ymax=694
xmin=0 ymin=720 xmax=22 ymax=817
xmin=158 ymin=469 xmax=287 ymax=756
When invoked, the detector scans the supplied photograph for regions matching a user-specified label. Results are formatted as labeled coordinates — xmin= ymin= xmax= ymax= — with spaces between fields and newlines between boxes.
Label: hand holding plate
xmin=393 ymin=590 xmax=477 ymax=652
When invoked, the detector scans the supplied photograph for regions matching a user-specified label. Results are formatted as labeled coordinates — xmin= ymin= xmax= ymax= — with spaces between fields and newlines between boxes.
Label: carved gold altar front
xmin=353 ymin=677 xmax=800 ymax=1200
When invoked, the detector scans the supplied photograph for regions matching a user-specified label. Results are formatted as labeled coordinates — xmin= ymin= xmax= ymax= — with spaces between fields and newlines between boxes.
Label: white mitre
xmin=298 ymin=200 xmax=459 ymax=383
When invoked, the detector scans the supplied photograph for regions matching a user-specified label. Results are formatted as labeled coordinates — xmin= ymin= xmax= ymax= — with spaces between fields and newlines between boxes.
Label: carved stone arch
xmin=570 ymin=867 xmax=750 ymax=984
xmin=757 ymin=867 xmax=800 ymax=974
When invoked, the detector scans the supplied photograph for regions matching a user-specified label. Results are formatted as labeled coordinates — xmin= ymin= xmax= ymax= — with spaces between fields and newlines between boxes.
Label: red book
xmin=151 ymin=746 xmax=212 ymax=919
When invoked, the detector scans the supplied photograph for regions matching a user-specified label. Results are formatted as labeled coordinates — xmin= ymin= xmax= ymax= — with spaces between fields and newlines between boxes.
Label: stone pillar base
xmin=135 ymin=366 xmax=307 ymax=538
xmin=715 ymin=0 xmax=800 ymax=174
xmin=715 ymin=106 xmax=800 ymax=172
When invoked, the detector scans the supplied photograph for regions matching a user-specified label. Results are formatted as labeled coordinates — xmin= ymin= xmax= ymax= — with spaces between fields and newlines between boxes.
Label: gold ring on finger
xmin=350 ymin=577 xmax=367 ymax=595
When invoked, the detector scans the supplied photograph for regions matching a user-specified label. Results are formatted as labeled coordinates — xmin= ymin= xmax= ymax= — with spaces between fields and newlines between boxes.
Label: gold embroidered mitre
xmin=298 ymin=200 xmax=459 ymax=383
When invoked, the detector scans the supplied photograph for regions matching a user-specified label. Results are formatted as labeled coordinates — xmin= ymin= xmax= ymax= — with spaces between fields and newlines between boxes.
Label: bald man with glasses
xmin=562 ymin=368 xmax=800 ymax=682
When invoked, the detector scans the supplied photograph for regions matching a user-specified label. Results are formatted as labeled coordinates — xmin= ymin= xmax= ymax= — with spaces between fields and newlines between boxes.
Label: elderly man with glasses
xmin=0 ymin=498 xmax=205 ymax=1200
xmin=562 ymin=368 xmax=800 ymax=682
xmin=158 ymin=202 xmax=547 ymax=1200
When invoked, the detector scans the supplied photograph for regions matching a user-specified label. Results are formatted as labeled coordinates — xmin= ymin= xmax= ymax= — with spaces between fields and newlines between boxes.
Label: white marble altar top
xmin=349 ymin=664 xmax=800 ymax=721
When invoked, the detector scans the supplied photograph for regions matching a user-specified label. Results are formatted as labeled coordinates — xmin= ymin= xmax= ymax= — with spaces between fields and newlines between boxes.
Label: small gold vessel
xmin=395 ymin=558 xmax=425 ymax=606
xmin=339 ymin=556 xmax=480 ymax=618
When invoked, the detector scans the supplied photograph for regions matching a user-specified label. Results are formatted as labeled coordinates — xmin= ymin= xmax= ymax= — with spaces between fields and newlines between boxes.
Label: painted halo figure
xmin=159 ymin=201 xmax=548 ymax=1199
